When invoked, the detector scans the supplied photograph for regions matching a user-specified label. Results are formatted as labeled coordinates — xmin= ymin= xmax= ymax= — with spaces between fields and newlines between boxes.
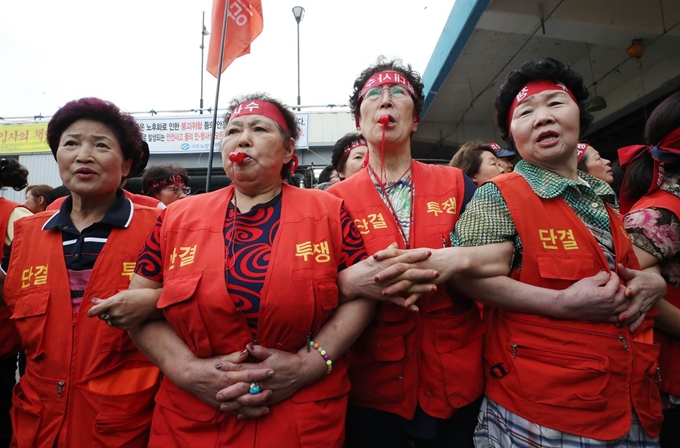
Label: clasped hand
xmin=340 ymin=243 xmax=439 ymax=311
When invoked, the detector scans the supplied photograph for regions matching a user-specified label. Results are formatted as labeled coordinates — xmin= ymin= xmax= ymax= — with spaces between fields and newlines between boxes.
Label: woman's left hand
xmin=87 ymin=288 xmax=162 ymax=330
xmin=215 ymin=343 xmax=326 ymax=418
xmin=616 ymin=263 xmax=667 ymax=332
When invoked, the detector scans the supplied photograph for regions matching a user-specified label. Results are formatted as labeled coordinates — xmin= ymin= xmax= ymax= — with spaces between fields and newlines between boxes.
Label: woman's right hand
xmin=178 ymin=349 xmax=274 ymax=411
xmin=554 ymin=270 xmax=629 ymax=321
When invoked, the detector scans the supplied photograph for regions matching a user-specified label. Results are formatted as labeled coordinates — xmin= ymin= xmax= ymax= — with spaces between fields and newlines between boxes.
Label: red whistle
xmin=229 ymin=152 xmax=246 ymax=163
xmin=378 ymin=115 xmax=390 ymax=126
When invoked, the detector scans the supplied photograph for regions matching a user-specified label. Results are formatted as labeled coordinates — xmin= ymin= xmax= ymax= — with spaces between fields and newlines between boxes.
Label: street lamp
xmin=199 ymin=11 xmax=210 ymax=114
xmin=292 ymin=6 xmax=305 ymax=111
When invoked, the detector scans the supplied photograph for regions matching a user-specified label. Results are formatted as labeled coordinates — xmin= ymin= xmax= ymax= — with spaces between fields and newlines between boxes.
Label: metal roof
xmin=412 ymin=0 xmax=680 ymax=161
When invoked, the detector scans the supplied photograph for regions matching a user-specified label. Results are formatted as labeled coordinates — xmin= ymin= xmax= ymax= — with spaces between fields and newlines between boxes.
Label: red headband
xmin=229 ymin=100 xmax=290 ymax=133
xmin=507 ymin=79 xmax=577 ymax=129
xmin=618 ymin=127 xmax=680 ymax=213
xmin=148 ymin=173 xmax=185 ymax=193
xmin=339 ymin=138 xmax=367 ymax=166
xmin=356 ymin=71 xmax=419 ymax=128
xmin=576 ymin=143 xmax=588 ymax=163
xmin=359 ymin=71 xmax=418 ymax=99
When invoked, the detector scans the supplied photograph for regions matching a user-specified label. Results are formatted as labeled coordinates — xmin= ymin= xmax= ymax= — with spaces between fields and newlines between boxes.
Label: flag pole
xmin=206 ymin=0 xmax=230 ymax=192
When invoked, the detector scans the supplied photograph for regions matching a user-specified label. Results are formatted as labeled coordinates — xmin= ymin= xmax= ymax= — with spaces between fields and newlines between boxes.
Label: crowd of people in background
xmin=0 ymin=55 xmax=678 ymax=448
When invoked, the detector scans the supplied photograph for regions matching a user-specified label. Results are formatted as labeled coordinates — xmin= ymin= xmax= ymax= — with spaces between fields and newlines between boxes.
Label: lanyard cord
xmin=367 ymin=120 xmax=414 ymax=249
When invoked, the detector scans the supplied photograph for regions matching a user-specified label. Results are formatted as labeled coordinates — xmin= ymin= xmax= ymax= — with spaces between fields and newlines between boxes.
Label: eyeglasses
xmin=163 ymin=185 xmax=191 ymax=195
xmin=361 ymin=85 xmax=410 ymax=102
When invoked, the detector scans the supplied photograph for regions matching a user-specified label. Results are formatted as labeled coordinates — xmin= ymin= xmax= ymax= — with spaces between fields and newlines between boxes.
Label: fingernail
xmin=240 ymin=348 xmax=248 ymax=355
xmin=247 ymin=343 xmax=254 ymax=350
xmin=382 ymin=290 xmax=388 ymax=296
xmin=237 ymin=414 xmax=244 ymax=420
xmin=268 ymin=370 xmax=274 ymax=377
xmin=215 ymin=363 xmax=222 ymax=369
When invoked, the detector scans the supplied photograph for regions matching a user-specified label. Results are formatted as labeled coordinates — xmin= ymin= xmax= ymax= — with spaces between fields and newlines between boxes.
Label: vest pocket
xmin=315 ymin=280 xmax=338 ymax=311
xmin=153 ymin=376 xmax=219 ymax=422
xmin=631 ymin=339 xmax=663 ymax=435
xmin=157 ymin=272 xmax=203 ymax=309
xmin=75 ymin=370 xmax=158 ymax=446
xmin=92 ymin=405 xmax=154 ymax=447
xmin=10 ymin=286 xmax=50 ymax=360
xmin=433 ymin=306 xmax=485 ymax=407
xmin=291 ymin=393 xmax=347 ymax=448
xmin=10 ymin=380 xmax=43 ymax=447
xmin=509 ymin=341 xmax=610 ymax=410
xmin=536 ymin=254 xmax=598 ymax=281
xmin=348 ymin=319 xmax=414 ymax=405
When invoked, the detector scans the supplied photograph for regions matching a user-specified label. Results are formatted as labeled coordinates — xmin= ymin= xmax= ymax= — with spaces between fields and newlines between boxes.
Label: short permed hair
xmin=26 ymin=184 xmax=54 ymax=201
xmin=449 ymin=140 xmax=497 ymax=179
xmin=349 ymin=56 xmax=425 ymax=125
xmin=495 ymin=58 xmax=592 ymax=152
xmin=46 ymin=97 xmax=148 ymax=178
xmin=223 ymin=93 xmax=300 ymax=180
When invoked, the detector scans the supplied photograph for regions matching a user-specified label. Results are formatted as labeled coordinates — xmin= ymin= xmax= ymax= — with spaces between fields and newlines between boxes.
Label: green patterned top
xmin=450 ymin=160 xmax=619 ymax=270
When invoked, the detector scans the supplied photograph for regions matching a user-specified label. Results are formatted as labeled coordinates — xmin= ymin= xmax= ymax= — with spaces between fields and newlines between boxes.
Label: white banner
xmin=136 ymin=112 xmax=309 ymax=154
xmin=295 ymin=112 xmax=309 ymax=149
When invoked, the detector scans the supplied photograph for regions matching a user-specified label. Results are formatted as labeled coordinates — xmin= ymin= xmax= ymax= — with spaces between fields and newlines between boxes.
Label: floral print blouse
xmin=624 ymin=185 xmax=680 ymax=287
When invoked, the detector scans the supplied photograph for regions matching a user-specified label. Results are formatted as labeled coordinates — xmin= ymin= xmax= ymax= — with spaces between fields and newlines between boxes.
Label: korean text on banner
xmin=137 ymin=113 xmax=309 ymax=153
xmin=0 ymin=124 xmax=50 ymax=154
xmin=207 ymin=0 xmax=264 ymax=77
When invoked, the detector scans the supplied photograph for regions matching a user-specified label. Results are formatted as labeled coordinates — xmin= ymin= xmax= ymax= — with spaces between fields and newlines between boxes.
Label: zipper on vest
xmin=618 ymin=335 xmax=629 ymax=351
xmin=657 ymin=366 xmax=662 ymax=382
xmin=505 ymin=313 xmax=624 ymax=342
xmin=57 ymin=381 xmax=65 ymax=397
xmin=511 ymin=343 xmax=517 ymax=358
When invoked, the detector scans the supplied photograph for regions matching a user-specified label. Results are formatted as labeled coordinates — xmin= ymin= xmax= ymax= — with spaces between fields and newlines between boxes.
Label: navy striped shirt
xmin=2 ymin=190 xmax=134 ymax=312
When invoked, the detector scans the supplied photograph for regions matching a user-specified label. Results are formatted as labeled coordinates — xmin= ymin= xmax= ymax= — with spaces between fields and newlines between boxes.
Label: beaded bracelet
xmin=308 ymin=340 xmax=333 ymax=375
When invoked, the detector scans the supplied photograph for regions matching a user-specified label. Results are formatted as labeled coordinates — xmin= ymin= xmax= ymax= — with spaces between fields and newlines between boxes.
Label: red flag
xmin=207 ymin=0 xmax=263 ymax=77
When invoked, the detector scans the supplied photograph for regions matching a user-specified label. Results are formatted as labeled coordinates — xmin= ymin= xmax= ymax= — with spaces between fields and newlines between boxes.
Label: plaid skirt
xmin=474 ymin=397 xmax=659 ymax=448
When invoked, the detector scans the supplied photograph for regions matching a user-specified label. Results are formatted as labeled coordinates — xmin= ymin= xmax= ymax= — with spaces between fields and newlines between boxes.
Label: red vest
xmin=630 ymin=189 xmax=680 ymax=396
xmin=4 ymin=204 xmax=161 ymax=448
xmin=0 ymin=198 xmax=24 ymax=360
xmin=485 ymin=173 xmax=662 ymax=439
xmin=328 ymin=162 xmax=485 ymax=420
xmin=150 ymin=185 xmax=350 ymax=448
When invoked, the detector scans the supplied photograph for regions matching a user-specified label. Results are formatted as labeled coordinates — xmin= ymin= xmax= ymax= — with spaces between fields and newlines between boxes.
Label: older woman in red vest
xmin=326 ymin=58 xmax=516 ymax=447
xmin=620 ymin=90 xmax=680 ymax=447
xmin=452 ymin=58 xmax=666 ymax=446
xmin=121 ymin=92 xmax=456 ymax=447
xmin=1 ymin=98 xmax=161 ymax=447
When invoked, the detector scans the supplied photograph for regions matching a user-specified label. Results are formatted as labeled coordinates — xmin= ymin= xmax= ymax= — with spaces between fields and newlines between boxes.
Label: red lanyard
xmin=367 ymin=162 xmax=414 ymax=249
